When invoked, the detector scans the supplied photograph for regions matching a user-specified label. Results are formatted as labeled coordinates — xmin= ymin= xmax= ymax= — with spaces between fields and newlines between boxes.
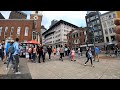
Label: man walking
xmin=13 ymin=38 xmax=21 ymax=74
xmin=47 ymin=45 xmax=52 ymax=60
xmin=95 ymin=46 xmax=100 ymax=62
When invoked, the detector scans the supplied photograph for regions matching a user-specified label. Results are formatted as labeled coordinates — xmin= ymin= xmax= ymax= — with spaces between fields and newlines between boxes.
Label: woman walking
xmin=32 ymin=45 xmax=37 ymax=63
xmin=71 ymin=48 xmax=76 ymax=61
xmin=84 ymin=48 xmax=94 ymax=67
xmin=53 ymin=47 xmax=56 ymax=57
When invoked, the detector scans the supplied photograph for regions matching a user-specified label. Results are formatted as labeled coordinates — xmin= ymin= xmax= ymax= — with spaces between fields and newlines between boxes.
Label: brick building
xmin=0 ymin=11 xmax=42 ymax=43
xmin=67 ymin=27 xmax=87 ymax=51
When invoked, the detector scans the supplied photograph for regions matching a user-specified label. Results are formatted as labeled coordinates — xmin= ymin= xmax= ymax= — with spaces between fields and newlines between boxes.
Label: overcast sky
xmin=0 ymin=11 xmax=108 ymax=29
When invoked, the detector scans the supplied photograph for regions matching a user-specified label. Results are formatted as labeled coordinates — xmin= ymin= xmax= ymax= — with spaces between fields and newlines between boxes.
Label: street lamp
xmin=90 ymin=25 xmax=96 ymax=61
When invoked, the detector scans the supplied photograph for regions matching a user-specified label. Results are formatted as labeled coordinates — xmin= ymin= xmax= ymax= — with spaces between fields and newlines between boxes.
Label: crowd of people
xmin=0 ymin=38 xmax=21 ymax=74
xmin=0 ymin=37 xmax=103 ymax=75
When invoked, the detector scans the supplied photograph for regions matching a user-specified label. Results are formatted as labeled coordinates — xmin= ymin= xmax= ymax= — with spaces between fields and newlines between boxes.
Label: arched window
xmin=0 ymin=27 xmax=2 ymax=36
xmin=10 ymin=27 xmax=14 ymax=36
xmin=25 ymin=27 xmax=29 ymax=36
xmin=5 ymin=27 xmax=8 ymax=35
xmin=17 ymin=27 xmax=21 ymax=36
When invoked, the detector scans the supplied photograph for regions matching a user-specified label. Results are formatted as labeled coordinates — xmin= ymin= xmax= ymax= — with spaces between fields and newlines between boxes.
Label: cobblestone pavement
xmin=0 ymin=53 xmax=120 ymax=79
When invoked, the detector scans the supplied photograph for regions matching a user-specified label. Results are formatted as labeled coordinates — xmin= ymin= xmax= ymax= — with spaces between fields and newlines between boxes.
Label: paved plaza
xmin=0 ymin=54 xmax=120 ymax=79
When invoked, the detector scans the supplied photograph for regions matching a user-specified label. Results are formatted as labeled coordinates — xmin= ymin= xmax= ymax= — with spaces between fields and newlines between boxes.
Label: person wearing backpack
xmin=84 ymin=48 xmax=94 ymax=67
xmin=6 ymin=41 xmax=15 ymax=70
xmin=13 ymin=38 xmax=21 ymax=74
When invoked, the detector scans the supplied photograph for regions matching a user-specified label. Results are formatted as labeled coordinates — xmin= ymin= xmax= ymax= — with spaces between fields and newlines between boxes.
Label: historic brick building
xmin=67 ymin=27 xmax=87 ymax=51
xmin=0 ymin=11 xmax=42 ymax=43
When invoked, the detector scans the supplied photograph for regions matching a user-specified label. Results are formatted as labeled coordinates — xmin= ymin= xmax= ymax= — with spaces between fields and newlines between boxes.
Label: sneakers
xmin=6 ymin=68 xmax=9 ymax=70
xmin=91 ymin=65 xmax=94 ymax=67
xmin=84 ymin=64 xmax=86 ymax=66
xmin=15 ymin=71 xmax=21 ymax=74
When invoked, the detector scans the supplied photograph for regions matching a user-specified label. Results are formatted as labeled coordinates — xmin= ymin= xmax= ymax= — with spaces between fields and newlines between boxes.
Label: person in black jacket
xmin=38 ymin=44 xmax=44 ymax=63
xmin=47 ymin=45 xmax=52 ymax=60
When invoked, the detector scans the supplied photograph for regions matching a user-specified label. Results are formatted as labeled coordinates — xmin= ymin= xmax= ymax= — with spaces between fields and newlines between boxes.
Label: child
xmin=71 ymin=48 xmax=76 ymax=61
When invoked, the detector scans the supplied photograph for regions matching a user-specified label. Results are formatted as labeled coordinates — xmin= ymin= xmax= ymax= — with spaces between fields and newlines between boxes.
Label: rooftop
xmin=42 ymin=20 xmax=79 ymax=35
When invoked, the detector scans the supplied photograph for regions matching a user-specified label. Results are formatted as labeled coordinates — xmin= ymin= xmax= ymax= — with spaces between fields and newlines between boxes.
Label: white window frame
xmin=25 ymin=27 xmax=29 ymax=36
xmin=0 ymin=27 xmax=2 ymax=36
xmin=10 ymin=27 xmax=14 ymax=36
xmin=5 ymin=27 xmax=8 ymax=36
xmin=17 ymin=27 xmax=21 ymax=36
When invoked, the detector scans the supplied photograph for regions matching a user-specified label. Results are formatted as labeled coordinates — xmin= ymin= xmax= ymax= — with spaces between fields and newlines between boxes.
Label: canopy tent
xmin=27 ymin=40 xmax=40 ymax=45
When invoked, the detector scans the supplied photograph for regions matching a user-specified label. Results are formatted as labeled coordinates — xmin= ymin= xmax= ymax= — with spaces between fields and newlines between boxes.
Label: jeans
xmin=32 ymin=53 xmax=36 ymax=61
xmin=29 ymin=53 xmax=32 ymax=59
xmin=38 ymin=53 xmax=44 ymax=62
xmin=85 ymin=57 xmax=93 ymax=65
xmin=60 ymin=53 xmax=64 ymax=60
xmin=0 ymin=49 xmax=3 ymax=61
xmin=48 ymin=53 xmax=51 ymax=59
xmin=13 ymin=55 xmax=19 ymax=72
xmin=7 ymin=54 xmax=15 ymax=68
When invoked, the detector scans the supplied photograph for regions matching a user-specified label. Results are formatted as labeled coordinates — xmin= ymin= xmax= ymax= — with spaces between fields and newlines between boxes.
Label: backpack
xmin=9 ymin=45 xmax=15 ymax=54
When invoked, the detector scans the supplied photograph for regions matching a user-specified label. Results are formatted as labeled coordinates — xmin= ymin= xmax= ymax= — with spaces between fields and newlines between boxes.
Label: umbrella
xmin=27 ymin=40 xmax=40 ymax=44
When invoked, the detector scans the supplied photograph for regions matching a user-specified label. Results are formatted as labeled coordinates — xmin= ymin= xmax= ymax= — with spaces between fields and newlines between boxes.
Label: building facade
xmin=67 ymin=27 xmax=87 ymax=51
xmin=0 ymin=11 xmax=42 ymax=43
xmin=100 ymin=11 xmax=120 ymax=46
xmin=42 ymin=20 xmax=79 ymax=48
xmin=85 ymin=11 xmax=104 ymax=49
xmin=9 ymin=11 xmax=27 ymax=19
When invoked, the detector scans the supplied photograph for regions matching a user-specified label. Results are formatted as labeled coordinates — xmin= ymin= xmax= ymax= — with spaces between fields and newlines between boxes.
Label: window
xmin=10 ymin=27 xmax=14 ymax=36
xmin=102 ymin=17 xmax=105 ymax=21
xmin=97 ymin=20 xmax=100 ymax=24
xmin=111 ymin=36 xmax=115 ymax=41
xmin=80 ymin=32 xmax=81 ymax=36
xmin=64 ymin=34 xmax=66 ymax=36
xmin=87 ymin=18 xmax=89 ymax=22
xmin=109 ymin=28 xmax=112 ymax=34
xmin=99 ymin=31 xmax=102 ymax=35
xmin=111 ymin=20 xmax=114 ymax=25
xmin=0 ymin=27 xmax=2 ymax=36
xmin=94 ymin=31 xmax=98 ymax=36
xmin=76 ymin=33 xmax=78 ymax=37
xmin=25 ymin=27 xmax=29 ymax=36
xmin=106 ymin=37 xmax=109 ymax=42
xmin=98 ymin=26 xmax=101 ymax=29
xmin=64 ymin=39 xmax=67 ymax=41
xmin=109 ymin=15 xmax=111 ymax=19
xmin=113 ymin=13 xmax=116 ymax=18
xmin=112 ymin=27 xmax=115 ymax=33
xmin=103 ymin=22 xmax=107 ymax=28
xmin=96 ymin=15 xmax=98 ymax=18
xmin=5 ymin=27 xmax=8 ymax=35
xmin=17 ymin=27 xmax=21 ymax=36
xmin=107 ymin=21 xmax=111 ymax=26
xmin=105 ymin=29 xmax=108 ymax=34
